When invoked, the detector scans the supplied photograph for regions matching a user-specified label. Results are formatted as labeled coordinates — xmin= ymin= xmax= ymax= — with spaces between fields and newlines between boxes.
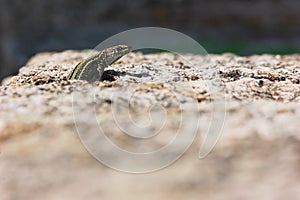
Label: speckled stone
xmin=0 ymin=51 xmax=299 ymax=200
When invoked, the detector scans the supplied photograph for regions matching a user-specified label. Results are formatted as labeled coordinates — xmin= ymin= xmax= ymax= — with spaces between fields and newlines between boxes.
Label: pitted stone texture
xmin=0 ymin=51 xmax=300 ymax=200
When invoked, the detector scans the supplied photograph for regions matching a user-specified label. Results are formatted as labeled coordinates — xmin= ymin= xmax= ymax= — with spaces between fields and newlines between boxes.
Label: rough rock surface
xmin=0 ymin=50 xmax=300 ymax=200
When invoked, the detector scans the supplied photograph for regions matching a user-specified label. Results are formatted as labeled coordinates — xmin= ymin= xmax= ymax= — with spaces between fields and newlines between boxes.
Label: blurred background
xmin=0 ymin=0 xmax=300 ymax=80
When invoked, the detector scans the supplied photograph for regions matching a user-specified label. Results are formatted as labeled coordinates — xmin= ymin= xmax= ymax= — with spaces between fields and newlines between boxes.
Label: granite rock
xmin=0 ymin=51 xmax=300 ymax=200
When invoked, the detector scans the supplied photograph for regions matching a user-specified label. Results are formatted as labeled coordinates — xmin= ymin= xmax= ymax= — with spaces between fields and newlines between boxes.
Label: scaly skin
xmin=67 ymin=45 xmax=131 ymax=82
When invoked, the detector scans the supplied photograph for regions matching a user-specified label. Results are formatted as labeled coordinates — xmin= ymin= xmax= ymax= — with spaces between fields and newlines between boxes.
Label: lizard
xmin=67 ymin=45 xmax=131 ymax=83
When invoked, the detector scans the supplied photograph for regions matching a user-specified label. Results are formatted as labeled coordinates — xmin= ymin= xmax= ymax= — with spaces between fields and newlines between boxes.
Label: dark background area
xmin=0 ymin=0 xmax=300 ymax=80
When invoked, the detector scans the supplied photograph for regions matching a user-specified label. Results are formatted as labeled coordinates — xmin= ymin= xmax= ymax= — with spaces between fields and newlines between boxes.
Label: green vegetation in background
xmin=91 ymin=40 xmax=299 ymax=55
xmin=200 ymin=38 xmax=300 ymax=55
